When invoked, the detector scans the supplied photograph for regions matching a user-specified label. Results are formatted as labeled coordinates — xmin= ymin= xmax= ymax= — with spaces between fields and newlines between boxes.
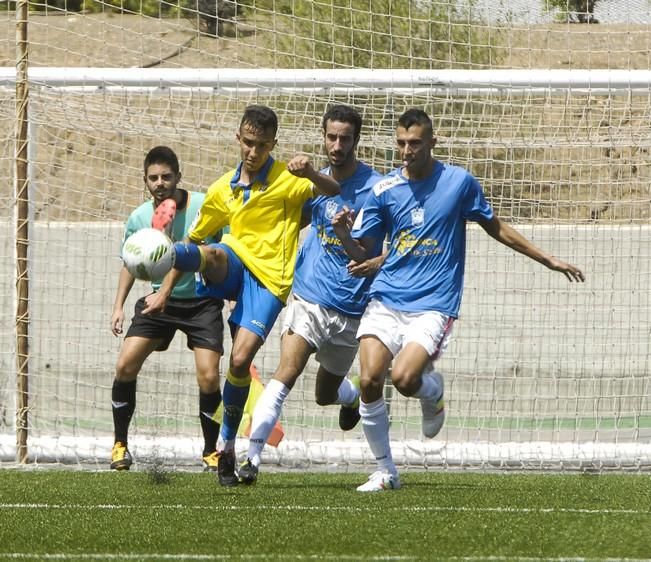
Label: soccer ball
xmin=121 ymin=227 xmax=175 ymax=281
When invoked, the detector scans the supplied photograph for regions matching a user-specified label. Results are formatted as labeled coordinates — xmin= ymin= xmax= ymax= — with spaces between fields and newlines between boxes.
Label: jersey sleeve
xmin=351 ymin=188 xmax=386 ymax=244
xmin=123 ymin=214 xmax=138 ymax=242
xmin=188 ymin=183 xmax=230 ymax=243
xmin=462 ymin=174 xmax=494 ymax=222
xmin=122 ymin=205 xmax=148 ymax=243
xmin=289 ymin=176 xmax=315 ymax=205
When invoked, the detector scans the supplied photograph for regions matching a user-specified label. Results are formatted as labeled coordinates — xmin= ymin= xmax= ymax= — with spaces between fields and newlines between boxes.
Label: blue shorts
xmin=196 ymin=243 xmax=283 ymax=341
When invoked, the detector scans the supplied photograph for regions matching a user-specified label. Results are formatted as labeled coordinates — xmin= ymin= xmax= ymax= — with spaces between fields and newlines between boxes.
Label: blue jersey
xmin=352 ymin=161 xmax=493 ymax=317
xmin=292 ymin=161 xmax=383 ymax=318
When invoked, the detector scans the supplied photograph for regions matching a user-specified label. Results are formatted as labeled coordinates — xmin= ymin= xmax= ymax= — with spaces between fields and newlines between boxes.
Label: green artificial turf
xmin=1 ymin=469 xmax=650 ymax=561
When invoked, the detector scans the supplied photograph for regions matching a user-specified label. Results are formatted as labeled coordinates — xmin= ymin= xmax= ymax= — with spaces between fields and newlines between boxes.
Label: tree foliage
xmin=5 ymin=0 xmax=498 ymax=64
xmin=244 ymin=0 xmax=497 ymax=69
xmin=543 ymin=0 xmax=599 ymax=23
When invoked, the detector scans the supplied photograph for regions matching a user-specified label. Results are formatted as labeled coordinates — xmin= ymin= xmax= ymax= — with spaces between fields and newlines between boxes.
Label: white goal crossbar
xmin=2 ymin=68 xmax=651 ymax=93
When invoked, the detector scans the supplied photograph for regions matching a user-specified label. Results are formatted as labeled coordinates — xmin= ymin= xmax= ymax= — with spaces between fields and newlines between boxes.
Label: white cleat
xmin=356 ymin=470 xmax=401 ymax=492
xmin=421 ymin=371 xmax=445 ymax=438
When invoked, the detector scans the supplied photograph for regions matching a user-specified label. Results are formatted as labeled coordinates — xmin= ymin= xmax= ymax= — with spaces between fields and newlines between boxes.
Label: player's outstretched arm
xmin=478 ymin=215 xmax=585 ymax=282
xmin=287 ymin=154 xmax=340 ymax=196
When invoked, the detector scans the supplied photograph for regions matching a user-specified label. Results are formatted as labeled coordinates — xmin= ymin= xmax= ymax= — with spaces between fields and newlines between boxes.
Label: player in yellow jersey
xmin=143 ymin=105 xmax=340 ymax=486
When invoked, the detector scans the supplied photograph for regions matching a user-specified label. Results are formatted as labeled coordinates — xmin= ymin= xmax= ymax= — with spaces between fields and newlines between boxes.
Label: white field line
xmin=0 ymin=552 xmax=412 ymax=562
xmin=1 ymin=552 xmax=651 ymax=562
xmin=1 ymin=503 xmax=650 ymax=516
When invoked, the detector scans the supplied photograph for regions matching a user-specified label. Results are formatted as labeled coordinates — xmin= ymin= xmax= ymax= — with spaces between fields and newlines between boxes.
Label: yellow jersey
xmin=189 ymin=158 xmax=314 ymax=303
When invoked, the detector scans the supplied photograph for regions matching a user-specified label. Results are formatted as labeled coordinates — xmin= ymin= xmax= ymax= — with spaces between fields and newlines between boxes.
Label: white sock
xmin=246 ymin=378 xmax=290 ymax=467
xmin=359 ymin=397 xmax=396 ymax=475
xmin=335 ymin=377 xmax=359 ymax=406
xmin=413 ymin=370 xmax=442 ymax=400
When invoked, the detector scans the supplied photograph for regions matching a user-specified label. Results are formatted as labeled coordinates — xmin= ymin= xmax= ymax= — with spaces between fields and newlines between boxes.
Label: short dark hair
xmin=240 ymin=105 xmax=278 ymax=137
xmin=322 ymin=104 xmax=362 ymax=141
xmin=144 ymin=146 xmax=180 ymax=175
xmin=398 ymin=108 xmax=433 ymax=137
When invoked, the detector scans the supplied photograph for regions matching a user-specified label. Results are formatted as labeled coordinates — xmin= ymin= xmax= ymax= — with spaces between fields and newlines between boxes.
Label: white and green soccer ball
xmin=121 ymin=227 xmax=175 ymax=281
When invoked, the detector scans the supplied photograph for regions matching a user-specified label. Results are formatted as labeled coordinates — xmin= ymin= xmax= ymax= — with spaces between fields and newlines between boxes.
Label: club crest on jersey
xmin=411 ymin=206 xmax=425 ymax=226
xmin=325 ymin=199 xmax=339 ymax=220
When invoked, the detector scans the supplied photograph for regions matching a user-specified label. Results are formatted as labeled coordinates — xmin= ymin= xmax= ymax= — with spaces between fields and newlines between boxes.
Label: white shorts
xmin=282 ymin=294 xmax=360 ymax=376
xmin=357 ymin=299 xmax=454 ymax=362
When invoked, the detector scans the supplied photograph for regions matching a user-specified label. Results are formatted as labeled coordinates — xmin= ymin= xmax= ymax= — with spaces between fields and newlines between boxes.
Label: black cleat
xmin=338 ymin=375 xmax=361 ymax=431
xmin=217 ymin=450 xmax=239 ymax=487
xmin=238 ymin=458 xmax=259 ymax=485
xmin=338 ymin=404 xmax=361 ymax=431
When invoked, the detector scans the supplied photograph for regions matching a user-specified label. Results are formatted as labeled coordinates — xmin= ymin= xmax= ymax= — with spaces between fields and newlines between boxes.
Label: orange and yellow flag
xmin=215 ymin=364 xmax=285 ymax=447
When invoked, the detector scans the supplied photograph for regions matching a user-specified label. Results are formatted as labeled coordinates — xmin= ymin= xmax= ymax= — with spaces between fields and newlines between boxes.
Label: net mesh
xmin=1 ymin=1 xmax=651 ymax=470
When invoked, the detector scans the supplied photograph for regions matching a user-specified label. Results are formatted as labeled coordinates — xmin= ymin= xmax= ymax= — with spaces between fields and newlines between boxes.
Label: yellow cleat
xmin=202 ymin=451 xmax=220 ymax=472
xmin=110 ymin=441 xmax=133 ymax=471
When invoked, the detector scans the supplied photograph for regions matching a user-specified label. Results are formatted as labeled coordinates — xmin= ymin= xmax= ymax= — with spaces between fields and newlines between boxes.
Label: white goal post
xmin=1 ymin=68 xmax=650 ymax=471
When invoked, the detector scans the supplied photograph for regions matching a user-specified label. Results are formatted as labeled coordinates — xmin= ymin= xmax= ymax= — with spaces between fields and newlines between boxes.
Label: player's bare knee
xmin=115 ymin=364 xmax=139 ymax=382
xmin=196 ymin=371 xmax=220 ymax=393
xmin=202 ymin=247 xmax=228 ymax=283
xmin=203 ymin=246 xmax=226 ymax=267
xmin=360 ymin=376 xmax=384 ymax=401
xmin=228 ymin=353 xmax=253 ymax=377
xmin=391 ymin=368 xmax=419 ymax=397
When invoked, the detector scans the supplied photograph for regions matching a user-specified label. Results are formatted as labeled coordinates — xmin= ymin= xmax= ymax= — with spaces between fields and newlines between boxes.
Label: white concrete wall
xmin=1 ymin=221 xmax=649 ymax=447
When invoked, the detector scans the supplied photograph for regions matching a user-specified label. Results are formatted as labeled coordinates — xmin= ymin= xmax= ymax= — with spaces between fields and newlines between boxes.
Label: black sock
xmin=199 ymin=389 xmax=222 ymax=456
xmin=112 ymin=379 xmax=136 ymax=444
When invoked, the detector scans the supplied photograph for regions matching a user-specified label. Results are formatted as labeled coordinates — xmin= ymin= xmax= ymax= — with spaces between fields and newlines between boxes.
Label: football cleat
xmin=110 ymin=441 xmax=133 ymax=471
xmin=338 ymin=375 xmax=361 ymax=431
xmin=420 ymin=371 xmax=445 ymax=439
xmin=152 ymin=198 xmax=176 ymax=235
xmin=238 ymin=458 xmax=259 ymax=485
xmin=217 ymin=450 xmax=239 ymax=487
xmin=202 ymin=451 xmax=219 ymax=472
xmin=356 ymin=470 xmax=401 ymax=492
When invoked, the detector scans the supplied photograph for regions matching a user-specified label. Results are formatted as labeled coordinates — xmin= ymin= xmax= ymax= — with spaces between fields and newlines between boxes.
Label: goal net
xmin=1 ymin=1 xmax=651 ymax=471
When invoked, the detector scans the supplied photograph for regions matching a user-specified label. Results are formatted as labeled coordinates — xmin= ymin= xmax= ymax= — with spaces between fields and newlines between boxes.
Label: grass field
xmin=1 ymin=469 xmax=650 ymax=561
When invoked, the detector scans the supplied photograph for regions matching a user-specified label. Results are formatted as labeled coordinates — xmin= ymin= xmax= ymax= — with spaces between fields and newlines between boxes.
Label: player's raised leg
xmin=315 ymin=368 xmax=361 ymax=431
xmin=391 ymin=312 xmax=452 ymax=439
xmin=172 ymin=242 xmax=230 ymax=286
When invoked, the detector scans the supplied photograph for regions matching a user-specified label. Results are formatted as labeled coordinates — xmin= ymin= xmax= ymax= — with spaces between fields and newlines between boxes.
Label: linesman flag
xmin=215 ymin=364 xmax=285 ymax=446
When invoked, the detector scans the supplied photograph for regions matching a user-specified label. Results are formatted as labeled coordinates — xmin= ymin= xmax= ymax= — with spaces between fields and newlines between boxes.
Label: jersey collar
xmin=230 ymin=156 xmax=274 ymax=192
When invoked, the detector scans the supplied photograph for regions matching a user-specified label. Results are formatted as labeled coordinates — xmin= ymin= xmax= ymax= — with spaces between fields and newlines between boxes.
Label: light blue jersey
xmin=292 ymin=162 xmax=383 ymax=318
xmin=352 ymin=161 xmax=493 ymax=317
xmin=124 ymin=191 xmax=219 ymax=299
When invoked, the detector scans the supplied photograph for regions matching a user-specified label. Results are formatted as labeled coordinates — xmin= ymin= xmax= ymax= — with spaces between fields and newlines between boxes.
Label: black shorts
xmin=126 ymin=296 xmax=225 ymax=353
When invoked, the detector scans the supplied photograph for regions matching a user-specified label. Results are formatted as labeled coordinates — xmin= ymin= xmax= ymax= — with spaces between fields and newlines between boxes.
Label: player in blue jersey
xmin=237 ymin=105 xmax=385 ymax=484
xmin=110 ymin=146 xmax=225 ymax=472
xmin=333 ymin=109 xmax=585 ymax=492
